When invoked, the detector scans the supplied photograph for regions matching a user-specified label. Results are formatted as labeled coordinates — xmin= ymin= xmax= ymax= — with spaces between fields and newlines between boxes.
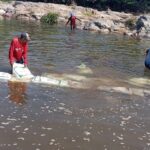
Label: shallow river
xmin=0 ymin=19 xmax=150 ymax=150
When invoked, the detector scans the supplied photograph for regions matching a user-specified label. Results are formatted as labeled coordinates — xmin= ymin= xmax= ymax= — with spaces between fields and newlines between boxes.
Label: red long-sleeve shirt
xmin=9 ymin=37 xmax=28 ymax=65
xmin=70 ymin=16 xmax=76 ymax=26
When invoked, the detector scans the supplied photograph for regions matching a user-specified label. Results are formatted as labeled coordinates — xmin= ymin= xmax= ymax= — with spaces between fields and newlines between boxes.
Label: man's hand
xmin=11 ymin=62 xmax=14 ymax=68
xmin=24 ymin=64 xmax=27 ymax=68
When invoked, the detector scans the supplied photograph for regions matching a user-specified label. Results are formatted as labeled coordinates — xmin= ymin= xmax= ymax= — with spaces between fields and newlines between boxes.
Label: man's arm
xmin=23 ymin=44 xmax=28 ymax=67
xmin=146 ymin=49 xmax=150 ymax=56
xmin=66 ymin=17 xmax=71 ymax=26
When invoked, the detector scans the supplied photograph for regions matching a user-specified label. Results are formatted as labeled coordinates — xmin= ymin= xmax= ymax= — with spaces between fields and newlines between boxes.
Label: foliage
xmin=125 ymin=18 xmax=136 ymax=30
xmin=21 ymin=0 xmax=150 ymax=13
xmin=41 ymin=12 xmax=59 ymax=25
xmin=83 ymin=11 xmax=94 ymax=17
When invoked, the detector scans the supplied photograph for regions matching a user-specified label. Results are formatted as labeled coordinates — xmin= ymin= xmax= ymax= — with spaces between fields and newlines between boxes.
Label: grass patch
xmin=41 ymin=12 xmax=59 ymax=25
xmin=83 ymin=9 xmax=95 ymax=17
xmin=83 ymin=11 xmax=93 ymax=17
xmin=125 ymin=18 xmax=136 ymax=30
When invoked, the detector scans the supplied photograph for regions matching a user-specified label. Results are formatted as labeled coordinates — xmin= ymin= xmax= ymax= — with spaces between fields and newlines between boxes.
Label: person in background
xmin=135 ymin=16 xmax=147 ymax=39
xmin=145 ymin=48 xmax=150 ymax=69
xmin=9 ymin=32 xmax=30 ymax=72
xmin=66 ymin=12 xmax=81 ymax=30
xmin=136 ymin=16 xmax=146 ymax=35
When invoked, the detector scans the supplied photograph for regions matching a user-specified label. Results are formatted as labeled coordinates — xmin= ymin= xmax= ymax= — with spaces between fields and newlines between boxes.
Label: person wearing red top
xmin=9 ymin=32 xmax=30 ymax=71
xmin=66 ymin=13 xmax=81 ymax=30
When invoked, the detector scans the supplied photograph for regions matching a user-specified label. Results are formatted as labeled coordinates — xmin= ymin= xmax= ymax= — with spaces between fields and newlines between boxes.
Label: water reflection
xmin=65 ymin=31 xmax=79 ymax=49
xmin=8 ymin=81 xmax=27 ymax=104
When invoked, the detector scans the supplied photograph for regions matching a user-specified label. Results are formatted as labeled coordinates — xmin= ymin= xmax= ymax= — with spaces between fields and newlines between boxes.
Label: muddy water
xmin=0 ymin=19 xmax=150 ymax=150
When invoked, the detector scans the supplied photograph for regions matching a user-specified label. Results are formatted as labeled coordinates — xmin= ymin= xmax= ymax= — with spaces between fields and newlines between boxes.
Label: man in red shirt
xmin=9 ymin=32 xmax=30 ymax=71
xmin=66 ymin=13 xmax=81 ymax=30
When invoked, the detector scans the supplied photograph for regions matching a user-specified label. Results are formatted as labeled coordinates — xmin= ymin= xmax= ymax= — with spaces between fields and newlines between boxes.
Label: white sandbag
xmin=32 ymin=76 xmax=60 ymax=85
xmin=32 ymin=76 xmax=69 ymax=87
xmin=129 ymin=77 xmax=150 ymax=86
xmin=59 ymin=80 xmax=69 ymax=87
xmin=97 ymin=86 xmax=146 ymax=97
xmin=13 ymin=63 xmax=34 ymax=79
xmin=0 ymin=72 xmax=12 ymax=81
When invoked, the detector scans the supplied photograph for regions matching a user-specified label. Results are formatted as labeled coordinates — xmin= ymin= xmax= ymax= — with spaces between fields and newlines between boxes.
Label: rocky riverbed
xmin=0 ymin=1 xmax=150 ymax=37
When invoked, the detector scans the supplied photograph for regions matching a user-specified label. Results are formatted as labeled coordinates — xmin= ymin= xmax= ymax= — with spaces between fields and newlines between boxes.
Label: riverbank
xmin=0 ymin=1 xmax=149 ymax=37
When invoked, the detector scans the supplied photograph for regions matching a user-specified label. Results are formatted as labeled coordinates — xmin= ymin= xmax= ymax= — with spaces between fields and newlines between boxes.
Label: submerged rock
xmin=76 ymin=63 xmax=93 ymax=74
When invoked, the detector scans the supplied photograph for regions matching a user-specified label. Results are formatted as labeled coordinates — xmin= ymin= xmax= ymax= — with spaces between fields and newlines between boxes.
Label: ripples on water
xmin=0 ymin=19 xmax=150 ymax=150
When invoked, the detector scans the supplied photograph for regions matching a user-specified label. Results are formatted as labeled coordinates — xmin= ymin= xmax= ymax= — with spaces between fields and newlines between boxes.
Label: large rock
xmin=94 ymin=19 xmax=114 ymax=31
xmin=84 ymin=22 xmax=100 ymax=31
xmin=0 ymin=9 xmax=5 ymax=15
xmin=0 ymin=1 xmax=14 ymax=11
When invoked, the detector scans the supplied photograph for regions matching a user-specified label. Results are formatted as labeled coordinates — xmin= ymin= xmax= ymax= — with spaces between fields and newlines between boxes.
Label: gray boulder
xmin=84 ymin=22 xmax=100 ymax=31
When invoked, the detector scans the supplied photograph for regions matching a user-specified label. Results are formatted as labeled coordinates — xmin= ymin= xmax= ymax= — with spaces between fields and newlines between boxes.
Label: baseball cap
xmin=20 ymin=32 xmax=30 ymax=41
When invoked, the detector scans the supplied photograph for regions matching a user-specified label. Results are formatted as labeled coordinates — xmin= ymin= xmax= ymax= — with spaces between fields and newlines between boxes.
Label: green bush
xmin=83 ymin=11 xmax=94 ymax=17
xmin=41 ymin=13 xmax=59 ymax=25
xmin=125 ymin=18 xmax=136 ymax=30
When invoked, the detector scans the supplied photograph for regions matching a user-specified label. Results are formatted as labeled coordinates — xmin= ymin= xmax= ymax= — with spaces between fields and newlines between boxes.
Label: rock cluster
xmin=0 ymin=1 xmax=149 ymax=37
